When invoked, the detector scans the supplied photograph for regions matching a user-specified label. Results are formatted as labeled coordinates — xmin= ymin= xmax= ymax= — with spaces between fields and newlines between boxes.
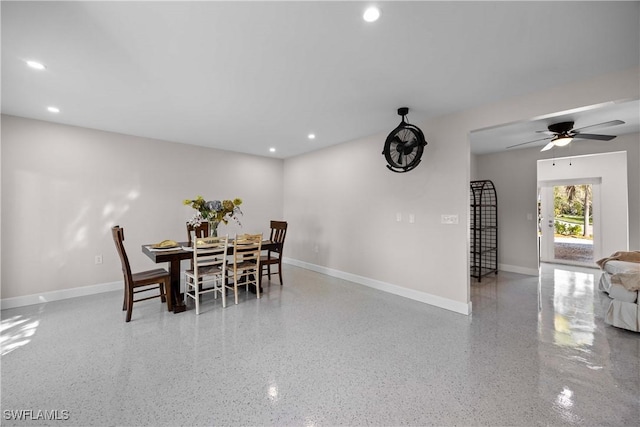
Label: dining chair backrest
xmin=269 ymin=221 xmax=288 ymax=253
xmin=191 ymin=234 xmax=229 ymax=275
xmin=187 ymin=222 xmax=210 ymax=246
xmin=112 ymin=225 xmax=133 ymax=287
xmin=233 ymin=233 xmax=263 ymax=264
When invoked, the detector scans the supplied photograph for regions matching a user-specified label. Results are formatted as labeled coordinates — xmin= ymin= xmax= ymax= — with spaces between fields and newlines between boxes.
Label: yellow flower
xmin=233 ymin=198 xmax=242 ymax=206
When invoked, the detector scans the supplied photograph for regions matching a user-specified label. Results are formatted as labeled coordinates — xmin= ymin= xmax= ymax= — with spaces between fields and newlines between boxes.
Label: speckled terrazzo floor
xmin=1 ymin=263 xmax=638 ymax=426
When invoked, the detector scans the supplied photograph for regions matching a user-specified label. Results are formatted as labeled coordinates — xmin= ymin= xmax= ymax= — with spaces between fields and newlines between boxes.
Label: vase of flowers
xmin=183 ymin=196 xmax=243 ymax=237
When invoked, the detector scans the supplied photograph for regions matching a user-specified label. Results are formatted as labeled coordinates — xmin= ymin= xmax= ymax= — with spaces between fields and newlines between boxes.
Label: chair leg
xmin=125 ymin=287 xmax=134 ymax=322
xmin=195 ymin=284 xmax=200 ymax=315
xmin=220 ymin=278 xmax=227 ymax=308
xmin=216 ymin=277 xmax=222 ymax=307
xmin=234 ymin=274 xmax=239 ymax=305
xmin=256 ymin=269 xmax=261 ymax=299
xmin=278 ymin=260 xmax=283 ymax=286
xmin=159 ymin=283 xmax=166 ymax=303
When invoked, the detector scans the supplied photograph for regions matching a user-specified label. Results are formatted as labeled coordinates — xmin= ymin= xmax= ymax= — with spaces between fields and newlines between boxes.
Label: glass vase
xmin=209 ymin=221 xmax=219 ymax=237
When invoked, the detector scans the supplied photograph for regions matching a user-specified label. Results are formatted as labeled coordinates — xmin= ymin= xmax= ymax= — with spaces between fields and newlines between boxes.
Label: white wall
xmin=3 ymin=67 xmax=638 ymax=313
xmin=470 ymin=154 xmax=478 ymax=182
xmin=474 ymin=149 xmax=540 ymax=275
xmin=283 ymin=67 xmax=639 ymax=314
xmin=475 ymin=133 xmax=640 ymax=273
xmin=283 ymin=122 xmax=472 ymax=314
xmin=1 ymin=115 xmax=283 ymax=301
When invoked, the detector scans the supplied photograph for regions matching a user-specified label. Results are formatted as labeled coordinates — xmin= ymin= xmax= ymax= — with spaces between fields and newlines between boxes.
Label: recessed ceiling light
xmin=308 ymin=133 xmax=316 ymax=140
xmin=47 ymin=106 xmax=60 ymax=113
xmin=26 ymin=60 xmax=46 ymax=70
xmin=363 ymin=6 xmax=380 ymax=22
xmin=269 ymin=147 xmax=276 ymax=153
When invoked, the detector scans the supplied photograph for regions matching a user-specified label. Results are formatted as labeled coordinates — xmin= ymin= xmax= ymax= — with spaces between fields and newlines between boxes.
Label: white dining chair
xmin=226 ymin=233 xmax=262 ymax=304
xmin=184 ymin=234 xmax=229 ymax=314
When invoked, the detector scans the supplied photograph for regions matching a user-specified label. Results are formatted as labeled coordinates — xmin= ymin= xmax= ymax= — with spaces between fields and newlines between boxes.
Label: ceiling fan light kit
xmin=507 ymin=119 xmax=625 ymax=152
xmin=552 ymin=136 xmax=573 ymax=147
xmin=382 ymin=107 xmax=427 ymax=173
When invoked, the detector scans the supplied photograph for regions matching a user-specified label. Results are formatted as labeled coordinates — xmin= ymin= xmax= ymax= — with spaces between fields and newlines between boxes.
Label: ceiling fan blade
xmin=535 ymin=130 xmax=555 ymax=135
xmin=572 ymin=120 xmax=625 ymax=133
xmin=573 ymin=133 xmax=616 ymax=141
xmin=540 ymin=141 xmax=555 ymax=152
xmin=506 ymin=136 xmax=552 ymax=149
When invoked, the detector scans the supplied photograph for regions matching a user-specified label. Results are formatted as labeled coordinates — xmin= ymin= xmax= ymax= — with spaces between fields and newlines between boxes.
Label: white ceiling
xmin=471 ymin=98 xmax=640 ymax=155
xmin=2 ymin=1 xmax=639 ymax=158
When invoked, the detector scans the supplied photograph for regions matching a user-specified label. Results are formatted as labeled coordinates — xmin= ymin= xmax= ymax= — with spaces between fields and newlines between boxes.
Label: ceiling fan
xmin=382 ymin=107 xmax=427 ymax=173
xmin=507 ymin=120 xmax=625 ymax=152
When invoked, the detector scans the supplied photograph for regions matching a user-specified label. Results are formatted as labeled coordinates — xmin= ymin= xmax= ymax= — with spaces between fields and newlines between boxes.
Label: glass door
xmin=539 ymin=182 xmax=599 ymax=266
xmin=553 ymin=184 xmax=594 ymax=264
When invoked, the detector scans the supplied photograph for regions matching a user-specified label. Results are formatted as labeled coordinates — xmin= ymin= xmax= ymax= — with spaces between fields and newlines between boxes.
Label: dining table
xmin=142 ymin=239 xmax=279 ymax=313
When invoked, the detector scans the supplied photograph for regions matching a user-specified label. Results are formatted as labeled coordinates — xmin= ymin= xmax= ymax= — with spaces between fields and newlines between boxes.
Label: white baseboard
xmin=498 ymin=263 xmax=539 ymax=276
xmin=1 ymin=281 xmax=122 ymax=310
xmin=3 ymin=259 xmax=477 ymax=315
xmin=283 ymin=258 xmax=472 ymax=315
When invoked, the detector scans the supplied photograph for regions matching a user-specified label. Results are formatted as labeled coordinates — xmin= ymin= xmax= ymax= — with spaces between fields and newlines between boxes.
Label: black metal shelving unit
xmin=470 ymin=180 xmax=498 ymax=281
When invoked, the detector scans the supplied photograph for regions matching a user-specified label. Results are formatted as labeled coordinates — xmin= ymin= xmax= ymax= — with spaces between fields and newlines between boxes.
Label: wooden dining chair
xmin=226 ymin=233 xmax=262 ymax=304
xmin=260 ymin=220 xmax=288 ymax=286
xmin=184 ymin=234 xmax=229 ymax=314
xmin=186 ymin=221 xmax=210 ymax=246
xmin=111 ymin=225 xmax=171 ymax=322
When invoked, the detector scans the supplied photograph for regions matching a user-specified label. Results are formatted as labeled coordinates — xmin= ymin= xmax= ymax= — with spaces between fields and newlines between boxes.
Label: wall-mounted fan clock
xmin=382 ymin=107 xmax=427 ymax=173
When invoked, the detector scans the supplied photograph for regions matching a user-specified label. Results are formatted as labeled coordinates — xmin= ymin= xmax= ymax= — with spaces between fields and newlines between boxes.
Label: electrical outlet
xmin=95 ymin=255 xmax=103 ymax=265
xmin=441 ymin=214 xmax=459 ymax=224
xmin=409 ymin=214 xmax=415 ymax=223
xmin=314 ymin=245 xmax=319 ymax=253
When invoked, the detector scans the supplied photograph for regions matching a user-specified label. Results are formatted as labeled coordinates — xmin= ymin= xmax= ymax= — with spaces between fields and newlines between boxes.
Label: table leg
xmin=169 ymin=258 xmax=186 ymax=313
xmin=247 ymin=272 xmax=263 ymax=294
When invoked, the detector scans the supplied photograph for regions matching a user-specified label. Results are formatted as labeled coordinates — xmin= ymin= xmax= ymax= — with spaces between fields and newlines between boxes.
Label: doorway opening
xmin=538 ymin=151 xmax=630 ymax=268
xmin=538 ymin=179 xmax=601 ymax=267
xmin=552 ymin=184 xmax=593 ymax=264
